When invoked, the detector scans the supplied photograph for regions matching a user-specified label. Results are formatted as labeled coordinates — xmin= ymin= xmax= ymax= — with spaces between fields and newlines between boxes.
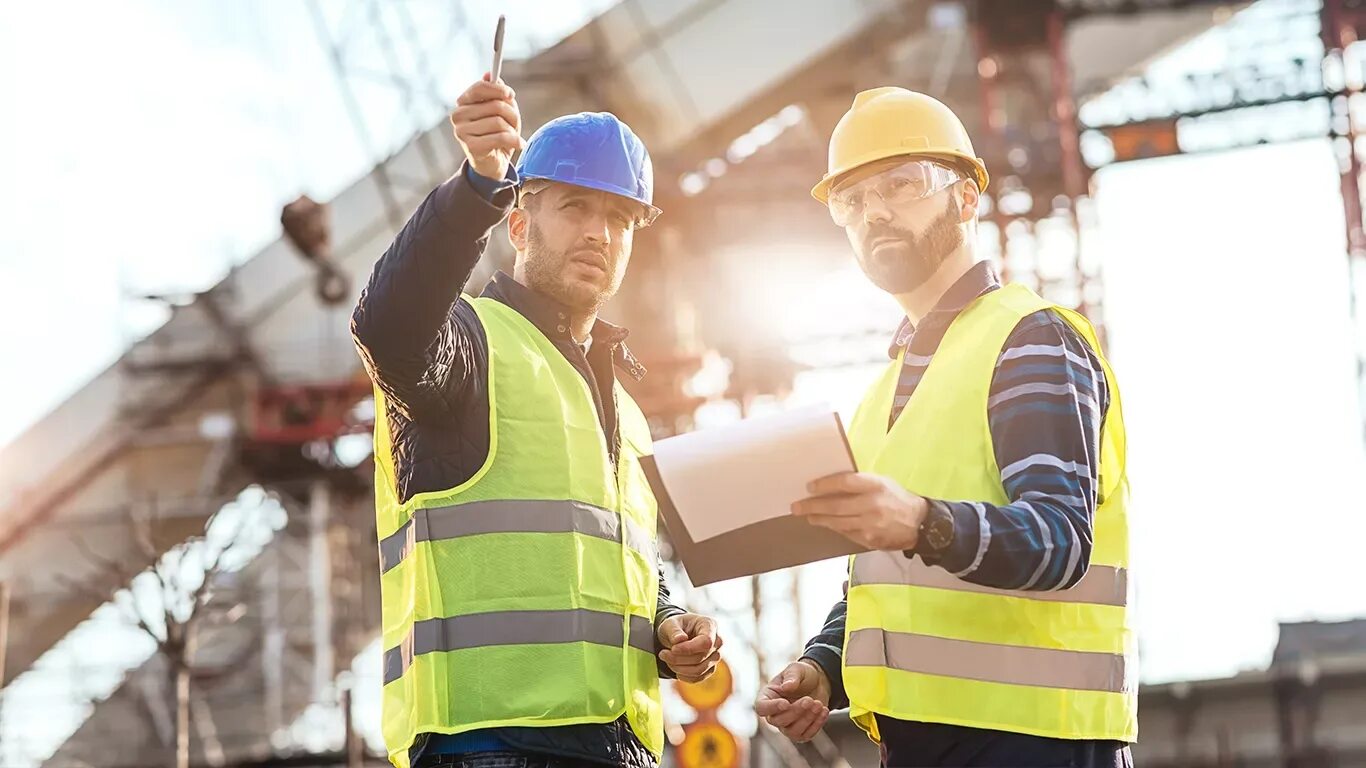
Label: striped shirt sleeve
xmin=801 ymin=594 xmax=851 ymax=710
xmin=920 ymin=309 xmax=1110 ymax=591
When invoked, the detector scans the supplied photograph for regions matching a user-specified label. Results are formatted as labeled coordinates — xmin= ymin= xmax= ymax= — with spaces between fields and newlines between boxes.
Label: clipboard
xmin=640 ymin=410 xmax=869 ymax=586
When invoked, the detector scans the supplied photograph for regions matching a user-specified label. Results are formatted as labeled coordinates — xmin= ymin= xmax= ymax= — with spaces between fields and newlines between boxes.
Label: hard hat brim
xmin=520 ymin=174 xmax=662 ymax=227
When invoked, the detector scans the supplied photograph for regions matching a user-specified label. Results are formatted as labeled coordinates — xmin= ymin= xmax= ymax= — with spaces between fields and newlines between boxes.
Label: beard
xmin=523 ymin=221 xmax=618 ymax=312
xmin=856 ymin=195 xmax=964 ymax=294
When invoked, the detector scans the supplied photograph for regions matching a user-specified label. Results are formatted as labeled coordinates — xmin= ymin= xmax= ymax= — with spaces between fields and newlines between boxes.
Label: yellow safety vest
xmin=370 ymin=297 xmax=663 ymax=768
xmin=843 ymin=282 xmax=1137 ymax=743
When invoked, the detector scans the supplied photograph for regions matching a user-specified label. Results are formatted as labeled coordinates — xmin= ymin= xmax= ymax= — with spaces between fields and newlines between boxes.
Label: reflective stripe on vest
xmin=370 ymin=296 xmax=664 ymax=768
xmin=852 ymin=552 xmax=1128 ymax=607
xmin=842 ymin=282 xmax=1136 ymax=744
xmin=845 ymin=628 xmax=1131 ymax=694
xmin=378 ymin=499 xmax=657 ymax=574
xmin=383 ymin=610 xmax=656 ymax=685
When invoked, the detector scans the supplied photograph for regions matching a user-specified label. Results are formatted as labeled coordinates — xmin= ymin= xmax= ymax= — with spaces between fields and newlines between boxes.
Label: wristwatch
xmin=917 ymin=500 xmax=956 ymax=555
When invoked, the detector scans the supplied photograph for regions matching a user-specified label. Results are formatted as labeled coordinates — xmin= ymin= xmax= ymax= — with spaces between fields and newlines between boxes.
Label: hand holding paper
xmin=791 ymin=471 xmax=930 ymax=551
xmin=642 ymin=405 xmax=872 ymax=586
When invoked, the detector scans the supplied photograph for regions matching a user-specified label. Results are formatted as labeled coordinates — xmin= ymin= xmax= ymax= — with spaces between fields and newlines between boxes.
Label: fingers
xmin=667 ymin=634 xmax=715 ymax=659
xmin=763 ymin=697 xmax=808 ymax=729
xmin=756 ymin=663 xmax=830 ymax=740
xmin=754 ymin=663 xmax=812 ymax=714
xmin=806 ymin=472 xmax=884 ymax=497
xmin=667 ymin=622 xmax=719 ymax=658
xmin=802 ymin=513 xmax=858 ymax=532
xmin=784 ymin=698 xmax=829 ymax=741
xmin=456 ymin=116 xmax=518 ymax=144
xmin=755 ymin=684 xmax=791 ymax=718
xmin=765 ymin=661 xmax=813 ymax=696
xmin=768 ymin=696 xmax=825 ymax=735
xmin=450 ymin=100 xmax=521 ymax=134
xmin=661 ymin=647 xmax=718 ymax=670
xmin=791 ymin=494 xmax=863 ymax=519
xmin=786 ymin=715 xmax=821 ymax=742
xmin=451 ymin=84 xmax=520 ymax=175
xmin=659 ymin=637 xmax=721 ymax=668
xmin=667 ymin=650 xmax=721 ymax=682
xmin=675 ymin=668 xmax=718 ymax=684
xmin=457 ymin=79 xmax=514 ymax=106
xmin=803 ymin=515 xmax=869 ymax=546
xmin=777 ymin=664 xmax=804 ymax=694
xmin=460 ymin=132 xmax=524 ymax=157
xmin=657 ymin=616 xmax=688 ymax=649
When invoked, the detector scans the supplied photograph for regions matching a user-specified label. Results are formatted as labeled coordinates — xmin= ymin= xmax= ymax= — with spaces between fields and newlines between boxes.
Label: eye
xmin=562 ymin=199 xmax=585 ymax=211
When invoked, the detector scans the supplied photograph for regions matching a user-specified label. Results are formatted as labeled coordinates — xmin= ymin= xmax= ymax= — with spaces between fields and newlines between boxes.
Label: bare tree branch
xmin=156 ymin=565 xmax=179 ymax=642
xmin=127 ymin=501 xmax=159 ymax=562
xmin=54 ymin=569 xmax=164 ymax=649
xmin=55 ymin=573 xmax=112 ymax=606
xmin=59 ymin=488 xmax=275 ymax=768
xmin=192 ymin=637 xmax=263 ymax=686
xmin=70 ymin=534 xmax=134 ymax=585
xmin=115 ymin=589 xmax=166 ymax=648
xmin=190 ymin=685 xmax=226 ymax=768
xmin=60 ymin=535 xmax=160 ymax=640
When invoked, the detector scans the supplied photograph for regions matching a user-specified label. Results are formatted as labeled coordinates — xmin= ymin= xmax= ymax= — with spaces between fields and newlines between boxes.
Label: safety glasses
xmin=827 ymin=159 xmax=962 ymax=226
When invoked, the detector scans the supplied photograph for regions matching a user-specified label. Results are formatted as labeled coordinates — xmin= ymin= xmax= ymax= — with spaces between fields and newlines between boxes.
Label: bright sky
xmin=0 ymin=0 xmax=616 ymax=442
xmin=3 ymin=0 xmax=1366 ymax=765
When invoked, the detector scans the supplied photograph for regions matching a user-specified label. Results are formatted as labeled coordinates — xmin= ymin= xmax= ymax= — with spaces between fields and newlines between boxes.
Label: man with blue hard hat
xmin=352 ymin=73 xmax=722 ymax=768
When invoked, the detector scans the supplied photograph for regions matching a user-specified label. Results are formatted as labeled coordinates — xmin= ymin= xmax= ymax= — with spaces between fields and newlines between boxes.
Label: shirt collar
xmin=888 ymin=260 xmax=1003 ymax=358
xmin=481 ymin=271 xmax=645 ymax=380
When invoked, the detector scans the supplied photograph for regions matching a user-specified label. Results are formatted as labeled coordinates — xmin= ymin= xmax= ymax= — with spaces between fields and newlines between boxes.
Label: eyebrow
xmin=560 ymin=190 xmax=637 ymax=219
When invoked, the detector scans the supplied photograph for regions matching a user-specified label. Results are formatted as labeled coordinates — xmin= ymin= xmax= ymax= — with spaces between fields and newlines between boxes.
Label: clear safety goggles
xmin=827 ymin=159 xmax=963 ymax=226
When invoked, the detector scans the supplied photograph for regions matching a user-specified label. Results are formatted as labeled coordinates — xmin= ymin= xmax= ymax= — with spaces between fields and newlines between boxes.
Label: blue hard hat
xmin=517 ymin=112 xmax=661 ymax=226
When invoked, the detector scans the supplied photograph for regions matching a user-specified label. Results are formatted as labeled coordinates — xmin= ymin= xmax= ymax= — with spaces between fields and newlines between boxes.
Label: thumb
xmin=660 ymin=617 xmax=688 ymax=647
xmin=780 ymin=664 xmax=803 ymax=692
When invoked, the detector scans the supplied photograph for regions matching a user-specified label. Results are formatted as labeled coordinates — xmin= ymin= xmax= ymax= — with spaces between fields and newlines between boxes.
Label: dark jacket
xmin=352 ymin=164 xmax=683 ymax=768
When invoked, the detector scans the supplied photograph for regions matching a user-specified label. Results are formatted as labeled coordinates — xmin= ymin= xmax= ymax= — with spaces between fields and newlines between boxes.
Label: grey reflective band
xmin=384 ymin=609 xmax=657 ymax=685
xmin=628 ymin=614 xmax=655 ymax=657
xmin=379 ymin=499 xmax=655 ymax=574
xmin=852 ymin=554 xmax=1127 ymax=608
xmin=845 ymin=628 xmax=1130 ymax=694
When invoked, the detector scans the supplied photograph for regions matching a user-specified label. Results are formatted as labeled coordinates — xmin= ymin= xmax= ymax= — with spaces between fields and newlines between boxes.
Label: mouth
xmin=570 ymin=252 xmax=608 ymax=277
xmin=869 ymin=237 xmax=903 ymax=252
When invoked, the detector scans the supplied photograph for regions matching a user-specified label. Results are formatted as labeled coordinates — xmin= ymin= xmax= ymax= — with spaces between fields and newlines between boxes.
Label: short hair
xmin=517 ymin=178 xmax=553 ymax=211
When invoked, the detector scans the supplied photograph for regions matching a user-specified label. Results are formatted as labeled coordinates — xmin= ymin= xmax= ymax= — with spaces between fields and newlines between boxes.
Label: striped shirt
xmin=803 ymin=260 xmax=1110 ymax=708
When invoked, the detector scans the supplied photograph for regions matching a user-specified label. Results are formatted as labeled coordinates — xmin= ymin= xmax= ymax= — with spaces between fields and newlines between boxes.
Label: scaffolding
xmin=8 ymin=2 xmax=1366 ymax=767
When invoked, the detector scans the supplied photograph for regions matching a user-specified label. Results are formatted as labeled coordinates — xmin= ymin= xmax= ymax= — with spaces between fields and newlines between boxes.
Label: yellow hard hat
xmin=811 ymin=86 xmax=989 ymax=204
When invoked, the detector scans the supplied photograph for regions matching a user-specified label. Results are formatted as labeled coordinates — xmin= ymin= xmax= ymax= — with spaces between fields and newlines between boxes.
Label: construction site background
xmin=2 ymin=1 xmax=1366 ymax=767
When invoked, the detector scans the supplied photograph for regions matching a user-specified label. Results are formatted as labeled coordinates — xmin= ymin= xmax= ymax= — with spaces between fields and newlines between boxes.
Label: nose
xmin=583 ymin=212 xmax=610 ymax=246
xmin=861 ymin=192 xmax=893 ymax=225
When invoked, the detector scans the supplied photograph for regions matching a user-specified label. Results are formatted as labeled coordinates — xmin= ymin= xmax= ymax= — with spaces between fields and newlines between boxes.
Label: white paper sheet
xmin=650 ymin=405 xmax=856 ymax=542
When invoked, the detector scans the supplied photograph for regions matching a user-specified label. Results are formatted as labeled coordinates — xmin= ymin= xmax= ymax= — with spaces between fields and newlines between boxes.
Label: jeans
xmin=414 ymin=750 xmax=616 ymax=768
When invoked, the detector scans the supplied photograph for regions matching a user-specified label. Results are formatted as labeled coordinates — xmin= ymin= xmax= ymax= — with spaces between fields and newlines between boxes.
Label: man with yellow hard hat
xmin=756 ymin=87 xmax=1135 ymax=767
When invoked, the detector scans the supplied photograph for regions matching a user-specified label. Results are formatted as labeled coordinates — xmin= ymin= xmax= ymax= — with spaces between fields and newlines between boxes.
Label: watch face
xmin=927 ymin=510 xmax=954 ymax=550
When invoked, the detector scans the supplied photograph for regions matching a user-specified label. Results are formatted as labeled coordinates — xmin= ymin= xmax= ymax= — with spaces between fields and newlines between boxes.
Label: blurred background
xmin=2 ymin=0 xmax=1366 ymax=766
